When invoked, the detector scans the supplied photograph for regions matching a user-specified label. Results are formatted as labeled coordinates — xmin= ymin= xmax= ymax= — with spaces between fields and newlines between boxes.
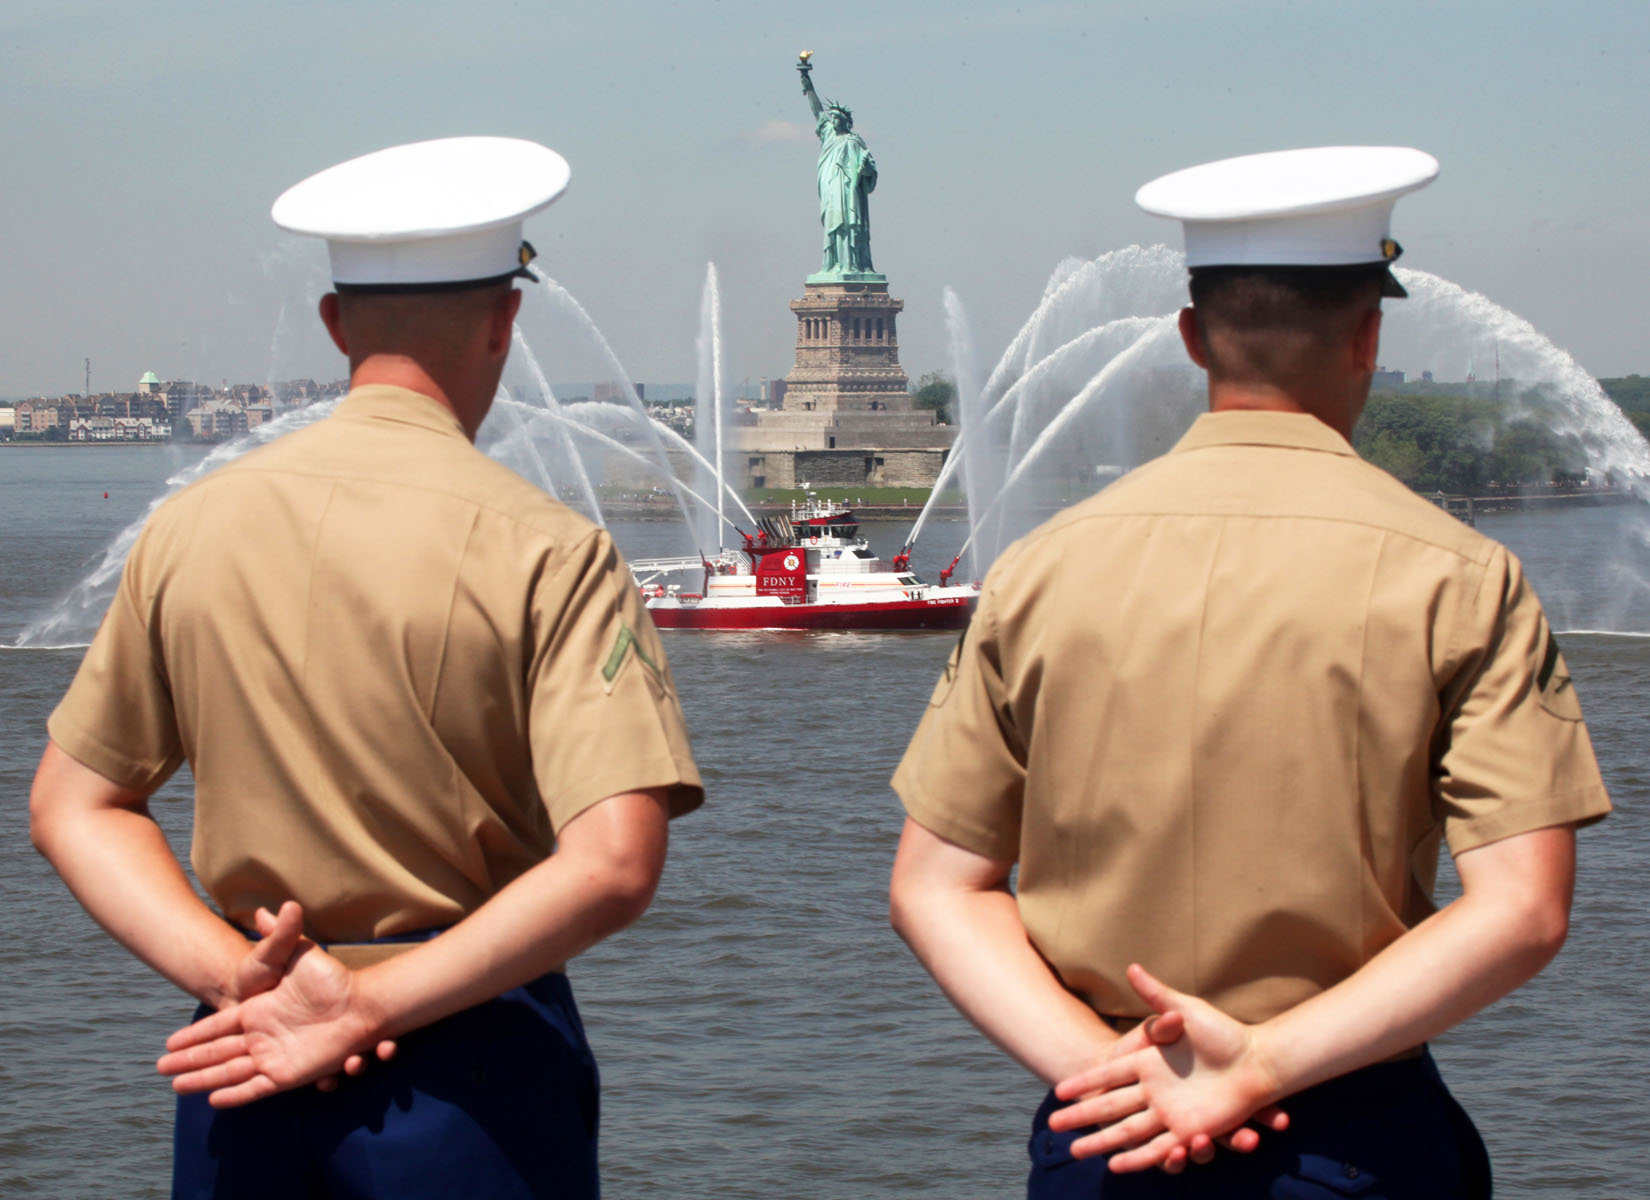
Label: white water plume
xmin=523 ymin=265 xmax=756 ymax=540
xmin=521 ymin=269 xmax=696 ymax=533
xmin=910 ymin=246 xmax=1650 ymax=591
xmin=1388 ymin=270 xmax=1650 ymax=486
xmin=693 ymin=264 xmax=728 ymax=552
xmin=491 ymin=397 xmax=729 ymax=532
xmin=944 ymin=288 xmax=994 ymax=578
xmin=910 ymin=251 xmax=1191 ymax=572
xmin=16 ymin=401 xmax=338 ymax=649
xmin=489 ymin=387 xmax=565 ymax=504
xmin=949 ymin=319 xmax=1187 ymax=567
xmin=979 ymin=244 xmax=1186 ymax=408
xmin=490 ymin=329 xmax=604 ymax=524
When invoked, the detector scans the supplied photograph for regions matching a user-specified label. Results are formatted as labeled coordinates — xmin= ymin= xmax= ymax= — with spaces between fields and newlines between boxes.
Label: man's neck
xmin=1206 ymin=381 xmax=1364 ymax=442
xmin=348 ymin=356 xmax=485 ymax=441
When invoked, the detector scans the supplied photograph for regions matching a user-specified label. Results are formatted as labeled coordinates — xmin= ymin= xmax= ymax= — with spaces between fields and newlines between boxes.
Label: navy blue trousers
xmin=1027 ymin=1050 xmax=1492 ymax=1199
xmin=172 ymin=972 xmax=599 ymax=1200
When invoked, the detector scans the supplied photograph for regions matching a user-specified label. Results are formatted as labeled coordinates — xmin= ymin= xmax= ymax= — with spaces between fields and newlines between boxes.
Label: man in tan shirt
xmin=30 ymin=138 xmax=701 ymax=1199
xmin=890 ymin=148 xmax=1610 ymax=1197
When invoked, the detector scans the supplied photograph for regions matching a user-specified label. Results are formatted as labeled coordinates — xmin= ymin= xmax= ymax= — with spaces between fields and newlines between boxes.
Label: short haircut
xmin=1187 ymin=265 xmax=1385 ymax=385
xmin=334 ymin=281 xmax=512 ymax=366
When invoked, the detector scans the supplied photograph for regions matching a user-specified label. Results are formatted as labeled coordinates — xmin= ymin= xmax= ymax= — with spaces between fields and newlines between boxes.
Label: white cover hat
xmin=272 ymin=136 xmax=572 ymax=288
xmin=1135 ymin=146 xmax=1438 ymax=295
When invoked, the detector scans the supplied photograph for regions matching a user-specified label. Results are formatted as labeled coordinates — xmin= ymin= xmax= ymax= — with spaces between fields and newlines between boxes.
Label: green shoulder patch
xmin=602 ymin=624 xmax=665 ymax=692
xmin=927 ymin=626 xmax=969 ymax=708
xmin=1535 ymin=629 xmax=1583 ymax=721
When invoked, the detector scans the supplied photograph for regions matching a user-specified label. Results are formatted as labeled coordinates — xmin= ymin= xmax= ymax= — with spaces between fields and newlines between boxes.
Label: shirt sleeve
xmin=890 ymin=583 xmax=1027 ymax=861
xmin=1436 ymin=545 xmax=1611 ymax=854
xmin=46 ymin=525 xmax=185 ymax=792
xmin=526 ymin=528 xmax=703 ymax=833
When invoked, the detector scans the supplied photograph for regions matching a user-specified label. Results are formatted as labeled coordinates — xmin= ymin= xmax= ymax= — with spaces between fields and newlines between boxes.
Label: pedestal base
xmin=805 ymin=270 xmax=888 ymax=286
xmin=746 ymin=272 xmax=953 ymax=491
xmin=784 ymin=280 xmax=907 ymax=413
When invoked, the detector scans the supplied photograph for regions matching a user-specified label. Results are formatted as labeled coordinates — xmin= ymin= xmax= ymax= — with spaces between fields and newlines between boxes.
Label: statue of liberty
xmin=797 ymin=53 xmax=882 ymax=281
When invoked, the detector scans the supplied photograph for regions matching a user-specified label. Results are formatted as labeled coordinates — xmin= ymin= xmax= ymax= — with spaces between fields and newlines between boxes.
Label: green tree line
xmin=1352 ymin=390 xmax=1586 ymax=494
xmin=1352 ymin=377 xmax=1647 ymax=494
xmin=1600 ymin=375 xmax=1650 ymax=440
xmin=911 ymin=371 xmax=954 ymax=423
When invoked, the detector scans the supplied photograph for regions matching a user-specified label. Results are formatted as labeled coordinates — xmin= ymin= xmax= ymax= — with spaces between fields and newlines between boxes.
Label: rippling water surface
xmin=2 ymin=446 xmax=1646 ymax=1196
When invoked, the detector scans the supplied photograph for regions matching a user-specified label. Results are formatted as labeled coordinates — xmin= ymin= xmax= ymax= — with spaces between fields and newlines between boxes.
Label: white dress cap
xmin=1135 ymin=146 xmax=1438 ymax=272
xmin=272 ymin=136 xmax=572 ymax=287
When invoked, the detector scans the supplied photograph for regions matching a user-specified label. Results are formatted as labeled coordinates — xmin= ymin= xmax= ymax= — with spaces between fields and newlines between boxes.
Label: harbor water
xmin=2 ymin=445 xmax=1646 ymax=1196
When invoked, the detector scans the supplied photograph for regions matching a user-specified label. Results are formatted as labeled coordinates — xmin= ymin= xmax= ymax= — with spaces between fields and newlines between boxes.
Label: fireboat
xmin=629 ymin=498 xmax=978 ymax=630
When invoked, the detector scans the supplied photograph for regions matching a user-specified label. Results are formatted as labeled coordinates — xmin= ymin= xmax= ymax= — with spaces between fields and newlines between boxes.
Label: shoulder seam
xmin=1034 ymin=506 xmax=1496 ymax=566
xmin=200 ymin=456 xmax=589 ymax=541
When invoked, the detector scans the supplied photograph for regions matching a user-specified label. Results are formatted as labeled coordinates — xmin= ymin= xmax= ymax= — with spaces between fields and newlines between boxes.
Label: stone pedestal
xmin=783 ymin=281 xmax=909 ymax=413
xmin=735 ymin=273 xmax=951 ymax=491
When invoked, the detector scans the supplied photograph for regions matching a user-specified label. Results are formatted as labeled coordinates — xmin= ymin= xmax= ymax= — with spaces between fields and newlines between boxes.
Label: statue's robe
xmin=816 ymin=127 xmax=876 ymax=271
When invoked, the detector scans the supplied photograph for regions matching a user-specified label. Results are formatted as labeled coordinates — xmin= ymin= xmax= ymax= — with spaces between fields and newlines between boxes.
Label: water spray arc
xmin=694 ymin=264 xmax=730 ymax=553
xmin=520 ymin=264 xmax=757 ymax=544
xmin=502 ymin=329 xmax=604 ymax=524
xmin=16 ymin=402 xmax=339 ymax=648
xmin=944 ymin=288 xmax=995 ymax=580
xmin=520 ymin=268 xmax=696 ymax=534
xmin=1393 ymin=270 xmax=1650 ymax=483
xmin=897 ymin=315 xmax=1166 ymax=561
xmin=951 ymin=317 xmax=1182 ymax=564
xmin=897 ymin=246 xmax=1188 ymax=574
xmin=491 ymin=396 xmax=733 ymax=536
xmin=897 ymin=245 xmax=1650 ymax=593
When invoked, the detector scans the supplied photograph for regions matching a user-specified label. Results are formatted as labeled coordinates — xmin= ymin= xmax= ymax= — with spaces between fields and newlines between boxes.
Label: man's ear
xmin=1177 ymin=306 xmax=1208 ymax=370
xmin=318 ymin=293 xmax=349 ymax=356
xmin=1350 ymin=305 xmax=1382 ymax=374
xmin=488 ymin=288 xmax=523 ymax=357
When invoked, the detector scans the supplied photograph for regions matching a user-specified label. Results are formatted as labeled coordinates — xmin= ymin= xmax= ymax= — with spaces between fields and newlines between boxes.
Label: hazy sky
xmin=4 ymin=0 xmax=1646 ymax=399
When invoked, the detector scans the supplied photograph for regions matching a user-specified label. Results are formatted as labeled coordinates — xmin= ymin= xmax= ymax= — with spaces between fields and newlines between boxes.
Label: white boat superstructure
xmin=629 ymin=498 xmax=977 ymax=630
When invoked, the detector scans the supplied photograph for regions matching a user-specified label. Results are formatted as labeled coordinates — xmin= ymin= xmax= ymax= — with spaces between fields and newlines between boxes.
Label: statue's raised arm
xmin=797 ymin=51 xmax=824 ymax=123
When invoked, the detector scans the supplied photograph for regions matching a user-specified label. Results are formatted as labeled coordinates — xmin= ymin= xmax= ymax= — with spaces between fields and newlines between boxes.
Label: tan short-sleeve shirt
xmin=49 ymin=385 xmax=703 ymax=943
xmin=894 ymin=410 xmax=1610 ymax=1024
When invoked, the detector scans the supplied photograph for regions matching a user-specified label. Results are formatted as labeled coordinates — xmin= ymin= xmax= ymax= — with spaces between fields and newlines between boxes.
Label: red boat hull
xmin=647 ymin=597 xmax=974 ymax=631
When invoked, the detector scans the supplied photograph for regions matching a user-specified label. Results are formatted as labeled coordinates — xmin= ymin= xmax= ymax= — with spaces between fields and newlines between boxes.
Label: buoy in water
xmin=103 ymin=492 xmax=109 ymax=499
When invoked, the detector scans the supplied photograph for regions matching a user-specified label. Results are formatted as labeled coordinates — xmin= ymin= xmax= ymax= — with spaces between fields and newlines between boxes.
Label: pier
xmin=1430 ymin=486 xmax=1641 ymax=527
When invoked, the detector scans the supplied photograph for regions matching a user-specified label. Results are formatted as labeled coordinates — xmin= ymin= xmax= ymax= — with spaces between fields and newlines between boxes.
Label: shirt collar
xmin=1171 ymin=410 xmax=1356 ymax=457
xmin=332 ymin=384 xmax=469 ymax=441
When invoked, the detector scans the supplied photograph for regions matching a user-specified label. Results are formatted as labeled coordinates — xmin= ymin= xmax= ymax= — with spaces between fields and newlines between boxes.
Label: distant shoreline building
xmin=4 ymin=370 xmax=347 ymax=443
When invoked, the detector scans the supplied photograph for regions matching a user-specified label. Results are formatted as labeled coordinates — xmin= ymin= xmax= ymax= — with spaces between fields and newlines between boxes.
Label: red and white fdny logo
xmin=783 ymin=553 xmax=801 ymax=571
